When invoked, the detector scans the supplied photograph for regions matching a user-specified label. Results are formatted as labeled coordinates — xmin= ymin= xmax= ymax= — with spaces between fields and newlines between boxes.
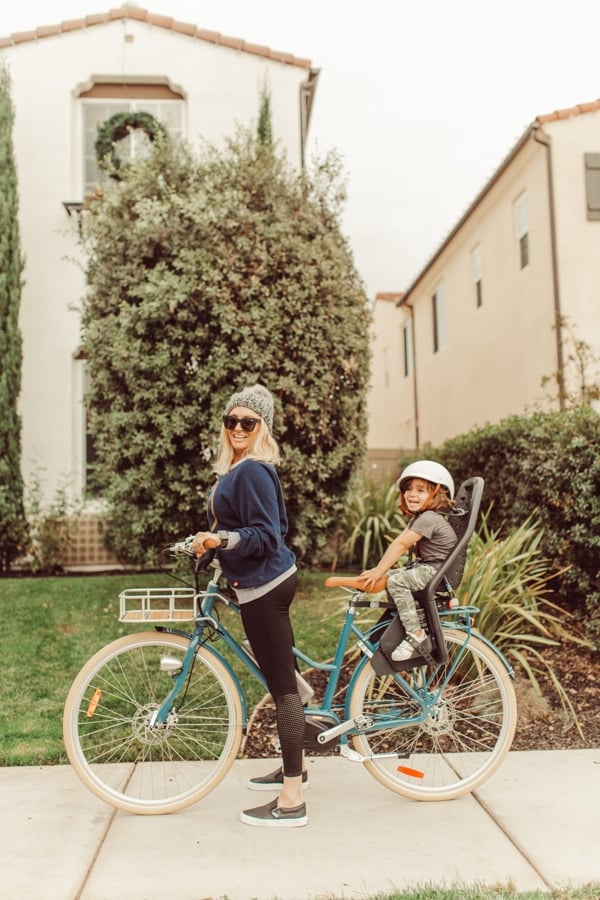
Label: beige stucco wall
xmin=543 ymin=110 xmax=600 ymax=400
xmin=1 ymin=18 xmax=311 ymax=507
xmin=402 ymin=137 xmax=559 ymax=448
xmin=365 ymin=295 xmax=408 ymax=480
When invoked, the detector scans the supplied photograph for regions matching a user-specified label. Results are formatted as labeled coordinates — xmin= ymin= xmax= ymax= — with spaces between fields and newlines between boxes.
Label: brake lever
xmin=194 ymin=547 xmax=217 ymax=572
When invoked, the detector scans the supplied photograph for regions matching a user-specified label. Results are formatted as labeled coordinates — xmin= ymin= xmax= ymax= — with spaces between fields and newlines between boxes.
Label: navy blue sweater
xmin=208 ymin=459 xmax=295 ymax=589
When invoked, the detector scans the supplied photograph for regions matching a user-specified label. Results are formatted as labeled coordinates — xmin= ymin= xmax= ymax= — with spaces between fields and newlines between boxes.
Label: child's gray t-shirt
xmin=409 ymin=510 xmax=457 ymax=567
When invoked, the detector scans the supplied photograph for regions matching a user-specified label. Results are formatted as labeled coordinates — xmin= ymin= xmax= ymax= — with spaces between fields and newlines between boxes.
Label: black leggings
xmin=240 ymin=573 xmax=305 ymax=778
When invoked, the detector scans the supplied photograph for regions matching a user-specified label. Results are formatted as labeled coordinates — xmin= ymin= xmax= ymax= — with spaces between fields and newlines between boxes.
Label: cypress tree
xmin=0 ymin=61 xmax=28 ymax=571
xmin=257 ymin=82 xmax=273 ymax=146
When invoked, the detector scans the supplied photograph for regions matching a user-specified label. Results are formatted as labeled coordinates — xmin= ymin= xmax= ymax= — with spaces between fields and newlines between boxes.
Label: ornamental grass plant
xmin=459 ymin=513 xmax=590 ymax=732
xmin=335 ymin=476 xmax=405 ymax=570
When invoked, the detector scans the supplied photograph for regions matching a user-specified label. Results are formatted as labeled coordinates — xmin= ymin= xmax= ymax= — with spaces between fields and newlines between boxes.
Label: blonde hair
xmin=213 ymin=417 xmax=281 ymax=475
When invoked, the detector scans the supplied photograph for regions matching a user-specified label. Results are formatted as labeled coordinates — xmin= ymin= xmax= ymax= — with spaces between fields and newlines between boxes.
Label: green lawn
xmin=0 ymin=568 xmax=352 ymax=765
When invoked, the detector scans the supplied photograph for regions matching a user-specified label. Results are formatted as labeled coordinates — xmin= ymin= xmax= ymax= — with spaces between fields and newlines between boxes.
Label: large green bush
xmin=406 ymin=407 xmax=600 ymax=645
xmin=81 ymin=130 xmax=370 ymax=565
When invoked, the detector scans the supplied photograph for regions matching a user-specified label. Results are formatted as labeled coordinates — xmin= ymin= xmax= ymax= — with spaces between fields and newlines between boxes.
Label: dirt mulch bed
xmin=242 ymin=641 xmax=600 ymax=758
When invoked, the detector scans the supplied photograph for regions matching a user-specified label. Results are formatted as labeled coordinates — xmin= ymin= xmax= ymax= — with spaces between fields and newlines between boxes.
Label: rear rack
xmin=119 ymin=587 xmax=197 ymax=622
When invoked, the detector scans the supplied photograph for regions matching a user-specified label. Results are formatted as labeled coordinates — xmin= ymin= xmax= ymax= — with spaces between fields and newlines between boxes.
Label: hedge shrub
xmin=399 ymin=407 xmax=599 ymax=646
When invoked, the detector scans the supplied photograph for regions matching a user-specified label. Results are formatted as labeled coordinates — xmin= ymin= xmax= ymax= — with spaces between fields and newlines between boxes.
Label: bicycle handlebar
xmin=169 ymin=535 xmax=219 ymax=555
xmin=168 ymin=536 xmax=220 ymax=574
xmin=324 ymin=575 xmax=388 ymax=594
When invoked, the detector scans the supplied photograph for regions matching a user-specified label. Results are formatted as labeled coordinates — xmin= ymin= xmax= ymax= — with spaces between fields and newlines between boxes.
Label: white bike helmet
xmin=397 ymin=460 xmax=455 ymax=499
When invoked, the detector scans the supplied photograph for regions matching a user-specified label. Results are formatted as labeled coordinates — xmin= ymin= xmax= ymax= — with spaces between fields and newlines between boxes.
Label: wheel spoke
xmin=349 ymin=629 xmax=516 ymax=800
xmin=64 ymin=634 xmax=242 ymax=814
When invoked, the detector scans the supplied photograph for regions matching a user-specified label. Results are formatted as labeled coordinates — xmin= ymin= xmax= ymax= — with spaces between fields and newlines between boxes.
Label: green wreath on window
xmin=95 ymin=111 xmax=166 ymax=178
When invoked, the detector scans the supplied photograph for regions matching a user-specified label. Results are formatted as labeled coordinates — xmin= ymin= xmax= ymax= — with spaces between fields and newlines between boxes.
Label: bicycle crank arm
xmin=315 ymin=714 xmax=372 ymax=745
xmin=340 ymin=745 xmax=403 ymax=763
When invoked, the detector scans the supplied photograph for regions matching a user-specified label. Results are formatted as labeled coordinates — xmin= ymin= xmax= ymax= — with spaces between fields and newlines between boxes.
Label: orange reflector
xmin=86 ymin=689 xmax=102 ymax=717
xmin=397 ymin=765 xmax=424 ymax=778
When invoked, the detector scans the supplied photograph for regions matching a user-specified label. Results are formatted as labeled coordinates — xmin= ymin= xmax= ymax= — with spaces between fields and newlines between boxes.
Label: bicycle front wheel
xmin=348 ymin=629 xmax=517 ymax=801
xmin=63 ymin=632 xmax=243 ymax=815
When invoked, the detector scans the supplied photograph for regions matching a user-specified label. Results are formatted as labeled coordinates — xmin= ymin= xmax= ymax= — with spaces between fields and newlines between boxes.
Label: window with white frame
xmin=432 ymin=283 xmax=446 ymax=353
xmin=403 ymin=318 xmax=414 ymax=376
xmin=81 ymin=86 xmax=184 ymax=195
xmin=515 ymin=193 xmax=529 ymax=269
xmin=584 ymin=153 xmax=600 ymax=221
xmin=471 ymin=244 xmax=482 ymax=308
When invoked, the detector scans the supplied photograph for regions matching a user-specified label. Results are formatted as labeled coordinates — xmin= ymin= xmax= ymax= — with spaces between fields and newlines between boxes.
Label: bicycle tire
xmin=63 ymin=632 xmax=243 ymax=815
xmin=348 ymin=628 xmax=517 ymax=801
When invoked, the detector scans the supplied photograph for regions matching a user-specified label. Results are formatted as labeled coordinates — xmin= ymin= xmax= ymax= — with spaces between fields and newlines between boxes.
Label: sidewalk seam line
xmin=472 ymin=790 xmax=555 ymax=891
xmin=73 ymin=805 xmax=118 ymax=900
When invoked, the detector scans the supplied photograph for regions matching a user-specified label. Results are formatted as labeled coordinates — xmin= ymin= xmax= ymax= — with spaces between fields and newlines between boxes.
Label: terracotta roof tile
xmin=146 ymin=13 xmax=175 ymax=29
xmin=62 ymin=18 xmax=88 ymax=33
xmin=5 ymin=30 xmax=38 ymax=45
xmin=537 ymin=98 xmax=600 ymax=124
xmin=0 ymin=6 xmax=312 ymax=69
xmin=120 ymin=6 xmax=148 ymax=21
xmin=173 ymin=20 xmax=196 ymax=37
xmin=83 ymin=14 xmax=107 ymax=26
xmin=34 ymin=25 xmax=62 ymax=38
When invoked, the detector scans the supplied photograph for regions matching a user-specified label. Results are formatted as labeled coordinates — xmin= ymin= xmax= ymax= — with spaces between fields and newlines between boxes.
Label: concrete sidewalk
xmin=2 ymin=750 xmax=599 ymax=900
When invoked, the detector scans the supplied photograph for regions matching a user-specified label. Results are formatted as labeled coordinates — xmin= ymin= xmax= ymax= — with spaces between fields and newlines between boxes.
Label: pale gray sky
xmin=2 ymin=0 xmax=600 ymax=296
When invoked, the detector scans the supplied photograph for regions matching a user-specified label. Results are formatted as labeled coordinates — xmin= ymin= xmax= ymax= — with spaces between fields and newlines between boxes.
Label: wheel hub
xmin=422 ymin=698 xmax=456 ymax=736
xmin=131 ymin=703 xmax=178 ymax=745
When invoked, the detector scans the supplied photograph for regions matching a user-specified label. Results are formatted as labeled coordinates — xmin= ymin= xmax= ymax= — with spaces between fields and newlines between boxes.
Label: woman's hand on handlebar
xmin=191 ymin=532 xmax=221 ymax=557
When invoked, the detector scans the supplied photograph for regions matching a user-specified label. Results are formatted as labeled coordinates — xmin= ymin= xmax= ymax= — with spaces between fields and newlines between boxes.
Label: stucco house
xmin=1 ymin=5 xmax=319 ymax=564
xmin=367 ymin=98 xmax=600 ymax=465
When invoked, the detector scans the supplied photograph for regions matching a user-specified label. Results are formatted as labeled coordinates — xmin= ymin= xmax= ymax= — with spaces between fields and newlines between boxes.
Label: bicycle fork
xmin=148 ymin=630 xmax=203 ymax=728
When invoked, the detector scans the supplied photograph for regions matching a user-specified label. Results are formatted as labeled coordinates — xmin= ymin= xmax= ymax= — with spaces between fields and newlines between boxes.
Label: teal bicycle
xmin=63 ymin=477 xmax=517 ymax=815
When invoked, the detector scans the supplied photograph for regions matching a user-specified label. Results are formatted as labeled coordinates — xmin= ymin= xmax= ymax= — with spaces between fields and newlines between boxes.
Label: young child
xmin=358 ymin=460 xmax=457 ymax=662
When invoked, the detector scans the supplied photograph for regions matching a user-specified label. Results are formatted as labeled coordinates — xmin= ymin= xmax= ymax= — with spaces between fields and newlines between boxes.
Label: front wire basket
xmin=119 ymin=586 xmax=198 ymax=622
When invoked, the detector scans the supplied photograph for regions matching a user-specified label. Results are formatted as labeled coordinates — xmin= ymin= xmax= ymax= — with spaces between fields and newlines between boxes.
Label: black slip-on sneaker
xmin=248 ymin=766 xmax=309 ymax=791
xmin=240 ymin=797 xmax=308 ymax=828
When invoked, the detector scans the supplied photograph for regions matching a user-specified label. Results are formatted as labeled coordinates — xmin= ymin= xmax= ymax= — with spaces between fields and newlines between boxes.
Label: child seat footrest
xmin=371 ymin=588 xmax=449 ymax=675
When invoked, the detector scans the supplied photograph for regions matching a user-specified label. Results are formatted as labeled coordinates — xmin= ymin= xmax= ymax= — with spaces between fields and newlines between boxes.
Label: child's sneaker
xmin=391 ymin=631 xmax=432 ymax=662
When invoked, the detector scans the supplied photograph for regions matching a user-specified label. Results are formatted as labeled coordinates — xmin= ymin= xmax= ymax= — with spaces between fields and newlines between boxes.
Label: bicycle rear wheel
xmin=63 ymin=632 xmax=243 ymax=815
xmin=348 ymin=629 xmax=517 ymax=801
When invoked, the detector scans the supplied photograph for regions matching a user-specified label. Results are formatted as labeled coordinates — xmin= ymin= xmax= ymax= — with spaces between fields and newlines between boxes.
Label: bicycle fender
xmin=442 ymin=624 xmax=515 ymax=678
xmin=470 ymin=629 xmax=515 ymax=677
xmin=343 ymin=654 xmax=372 ymax=720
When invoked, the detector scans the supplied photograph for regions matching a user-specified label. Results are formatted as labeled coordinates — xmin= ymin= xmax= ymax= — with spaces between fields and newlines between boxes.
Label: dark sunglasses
xmin=222 ymin=415 xmax=261 ymax=433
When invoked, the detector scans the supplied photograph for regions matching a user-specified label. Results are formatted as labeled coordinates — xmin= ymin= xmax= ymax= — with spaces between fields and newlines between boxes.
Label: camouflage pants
xmin=387 ymin=563 xmax=436 ymax=633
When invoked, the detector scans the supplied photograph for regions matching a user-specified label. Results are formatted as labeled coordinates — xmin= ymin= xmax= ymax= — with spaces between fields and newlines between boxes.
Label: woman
xmin=192 ymin=384 xmax=307 ymax=828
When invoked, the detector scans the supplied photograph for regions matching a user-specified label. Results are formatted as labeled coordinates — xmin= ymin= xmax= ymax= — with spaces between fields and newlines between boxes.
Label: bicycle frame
xmin=150 ymin=559 xmax=513 ymax=751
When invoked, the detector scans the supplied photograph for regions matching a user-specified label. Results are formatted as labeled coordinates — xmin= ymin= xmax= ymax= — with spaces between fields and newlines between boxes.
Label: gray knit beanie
xmin=224 ymin=383 xmax=274 ymax=432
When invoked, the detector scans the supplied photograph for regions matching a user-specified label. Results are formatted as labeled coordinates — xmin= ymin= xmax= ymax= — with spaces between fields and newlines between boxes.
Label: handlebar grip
xmin=324 ymin=575 xmax=389 ymax=594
